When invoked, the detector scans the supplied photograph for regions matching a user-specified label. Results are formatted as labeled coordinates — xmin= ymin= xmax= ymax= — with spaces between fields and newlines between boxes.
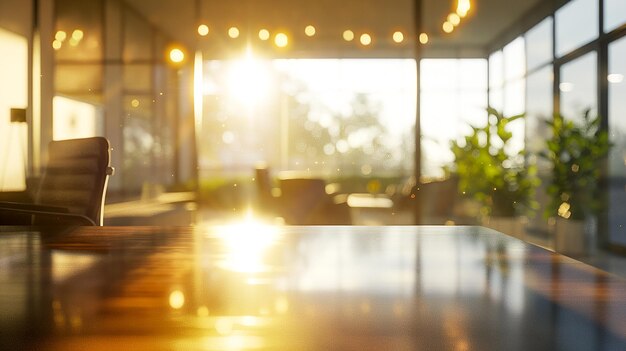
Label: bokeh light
xmin=259 ymin=29 xmax=270 ymax=41
xmin=443 ymin=21 xmax=454 ymax=33
xmin=228 ymin=27 xmax=240 ymax=39
xmin=305 ymin=25 xmax=316 ymax=37
xmin=198 ymin=24 xmax=209 ymax=36
xmin=274 ymin=32 xmax=289 ymax=48
xmin=360 ymin=33 xmax=372 ymax=46
xmin=343 ymin=30 xmax=354 ymax=42
xmin=419 ymin=33 xmax=429 ymax=44
xmin=392 ymin=31 xmax=404 ymax=43
xmin=169 ymin=48 xmax=185 ymax=63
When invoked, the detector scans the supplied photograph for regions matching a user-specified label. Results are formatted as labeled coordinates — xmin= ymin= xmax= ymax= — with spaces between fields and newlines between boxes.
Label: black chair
xmin=0 ymin=137 xmax=114 ymax=226
xmin=278 ymin=176 xmax=351 ymax=225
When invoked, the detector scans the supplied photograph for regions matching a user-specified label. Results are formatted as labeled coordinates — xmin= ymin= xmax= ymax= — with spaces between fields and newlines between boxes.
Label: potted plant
xmin=449 ymin=107 xmax=539 ymax=235
xmin=541 ymin=110 xmax=611 ymax=255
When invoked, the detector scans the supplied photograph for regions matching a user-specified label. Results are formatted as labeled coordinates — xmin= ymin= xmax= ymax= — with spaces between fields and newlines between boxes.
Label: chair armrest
xmin=0 ymin=205 xmax=95 ymax=226
xmin=0 ymin=201 xmax=70 ymax=213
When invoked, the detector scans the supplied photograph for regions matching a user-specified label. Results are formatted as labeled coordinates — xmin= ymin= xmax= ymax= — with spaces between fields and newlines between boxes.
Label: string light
xmin=419 ymin=33 xmax=429 ymax=44
xmin=457 ymin=0 xmax=471 ymax=17
xmin=198 ymin=24 xmax=209 ymax=36
xmin=259 ymin=29 xmax=270 ymax=41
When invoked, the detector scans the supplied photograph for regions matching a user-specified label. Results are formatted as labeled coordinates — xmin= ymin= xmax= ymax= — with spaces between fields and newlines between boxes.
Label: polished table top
xmin=1 ymin=224 xmax=626 ymax=350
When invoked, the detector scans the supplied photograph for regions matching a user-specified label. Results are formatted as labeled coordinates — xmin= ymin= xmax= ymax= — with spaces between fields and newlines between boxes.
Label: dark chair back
xmin=35 ymin=137 xmax=113 ymax=225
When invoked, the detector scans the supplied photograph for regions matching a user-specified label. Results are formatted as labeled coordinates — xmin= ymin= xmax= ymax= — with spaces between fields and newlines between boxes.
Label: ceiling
xmin=125 ymin=0 xmax=545 ymax=59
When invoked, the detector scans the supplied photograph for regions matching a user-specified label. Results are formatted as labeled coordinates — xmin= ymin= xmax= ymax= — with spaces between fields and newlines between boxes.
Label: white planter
xmin=553 ymin=216 xmax=597 ymax=257
xmin=482 ymin=216 xmax=526 ymax=239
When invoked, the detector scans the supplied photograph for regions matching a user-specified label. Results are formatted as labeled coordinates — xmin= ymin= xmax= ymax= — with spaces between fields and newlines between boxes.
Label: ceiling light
xmin=360 ymin=33 xmax=372 ymax=46
xmin=419 ymin=33 xmax=429 ymax=44
xmin=305 ymin=25 xmax=316 ymax=37
xmin=228 ymin=27 xmax=240 ymax=39
xmin=393 ymin=31 xmax=404 ymax=43
xmin=275 ymin=33 xmax=289 ymax=48
xmin=197 ymin=24 xmax=209 ymax=36
xmin=457 ymin=0 xmax=471 ymax=17
xmin=448 ymin=13 xmax=461 ymax=26
xmin=169 ymin=48 xmax=185 ymax=63
xmin=443 ymin=21 xmax=454 ymax=33
xmin=343 ymin=30 xmax=354 ymax=42
xmin=259 ymin=29 xmax=270 ymax=41
xmin=71 ymin=29 xmax=84 ymax=41
xmin=55 ymin=30 xmax=67 ymax=42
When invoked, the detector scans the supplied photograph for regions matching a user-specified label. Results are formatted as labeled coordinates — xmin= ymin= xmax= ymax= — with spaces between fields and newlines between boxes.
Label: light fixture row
xmin=195 ymin=24 xmax=430 ymax=47
xmin=442 ymin=0 xmax=471 ymax=34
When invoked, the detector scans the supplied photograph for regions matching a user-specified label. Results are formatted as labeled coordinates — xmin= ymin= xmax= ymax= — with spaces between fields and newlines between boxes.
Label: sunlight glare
xmin=227 ymin=49 xmax=271 ymax=108
xmin=215 ymin=210 xmax=282 ymax=273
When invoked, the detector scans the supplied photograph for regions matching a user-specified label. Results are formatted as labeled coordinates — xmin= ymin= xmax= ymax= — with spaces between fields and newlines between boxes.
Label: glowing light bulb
xmin=305 ymin=25 xmax=316 ymax=37
xmin=228 ymin=27 xmax=240 ymax=39
xmin=198 ymin=24 xmax=209 ymax=36
xmin=419 ymin=33 xmax=429 ymax=44
xmin=169 ymin=48 xmax=185 ymax=63
xmin=360 ymin=33 xmax=372 ymax=46
xmin=259 ymin=29 xmax=270 ymax=41
xmin=343 ymin=30 xmax=354 ymax=42
xmin=448 ymin=13 xmax=461 ymax=26
xmin=274 ymin=33 xmax=288 ymax=48
xmin=392 ymin=31 xmax=404 ymax=43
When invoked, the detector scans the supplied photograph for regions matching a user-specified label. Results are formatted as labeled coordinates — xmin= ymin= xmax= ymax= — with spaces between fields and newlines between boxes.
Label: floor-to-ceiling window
xmin=0 ymin=27 xmax=28 ymax=191
xmin=420 ymin=58 xmax=488 ymax=179
xmin=488 ymin=0 xmax=626 ymax=250
xmin=199 ymin=58 xmax=417 ymax=199
xmin=608 ymin=36 xmax=626 ymax=247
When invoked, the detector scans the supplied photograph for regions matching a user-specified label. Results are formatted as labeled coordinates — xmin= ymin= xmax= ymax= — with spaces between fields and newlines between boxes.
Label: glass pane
xmin=123 ymin=9 xmax=153 ymax=62
xmin=420 ymin=59 xmax=488 ymax=178
xmin=525 ymin=17 xmax=553 ymax=70
xmin=555 ymin=0 xmax=598 ymax=57
xmin=53 ymin=96 xmax=102 ymax=140
xmin=503 ymin=37 xmax=525 ymax=81
xmin=559 ymin=51 xmax=597 ymax=121
xmin=525 ymin=66 xmax=553 ymax=171
xmin=124 ymin=64 xmax=152 ymax=92
xmin=0 ymin=27 xmax=28 ymax=190
xmin=608 ymin=36 xmax=626 ymax=246
xmin=200 ymin=59 xmax=417 ymax=190
xmin=489 ymin=88 xmax=503 ymax=112
xmin=604 ymin=0 xmax=626 ymax=33
xmin=55 ymin=64 xmax=102 ymax=93
xmin=54 ymin=0 xmax=103 ymax=61
xmin=489 ymin=51 xmax=503 ymax=89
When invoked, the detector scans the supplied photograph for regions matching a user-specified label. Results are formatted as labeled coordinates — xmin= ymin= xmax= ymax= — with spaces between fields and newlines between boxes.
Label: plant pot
xmin=482 ymin=216 xmax=526 ymax=238
xmin=553 ymin=216 xmax=597 ymax=257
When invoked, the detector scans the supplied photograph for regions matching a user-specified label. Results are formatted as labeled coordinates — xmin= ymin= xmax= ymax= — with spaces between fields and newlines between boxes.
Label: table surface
xmin=1 ymin=224 xmax=626 ymax=350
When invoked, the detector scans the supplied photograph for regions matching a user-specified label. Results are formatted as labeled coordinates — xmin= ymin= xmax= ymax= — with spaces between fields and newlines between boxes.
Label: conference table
xmin=1 ymin=224 xmax=625 ymax=350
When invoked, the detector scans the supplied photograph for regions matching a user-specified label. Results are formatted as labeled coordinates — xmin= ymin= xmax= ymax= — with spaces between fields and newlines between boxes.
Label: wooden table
xmin=1 ymin=225 xmax=625 ymax=350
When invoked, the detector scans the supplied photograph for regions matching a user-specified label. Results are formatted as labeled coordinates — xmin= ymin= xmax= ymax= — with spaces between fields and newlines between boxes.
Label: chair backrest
xmin=279 ymin=177 xmax=329 ymax=224
xmin=35 ymin=137 xmax=113 ymax=225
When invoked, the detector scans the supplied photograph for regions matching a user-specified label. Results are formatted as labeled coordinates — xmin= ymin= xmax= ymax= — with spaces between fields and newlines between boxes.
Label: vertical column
xmin=103 ymin=0 xmax=123 ymax=193
xmin=38 ymin=0 xmax=54 ymax=167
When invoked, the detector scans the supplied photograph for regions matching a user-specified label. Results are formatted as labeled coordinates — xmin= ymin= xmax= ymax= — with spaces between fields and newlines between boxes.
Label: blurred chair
xmin=0 ymin=137 xmax=114 ymax=226
xmin=278 ymin=176 xmax=351 ymax=225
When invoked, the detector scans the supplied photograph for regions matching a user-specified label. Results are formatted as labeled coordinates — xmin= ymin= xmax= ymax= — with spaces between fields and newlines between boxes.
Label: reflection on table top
xmin=1 ymin=224 xmax=625 ymax=350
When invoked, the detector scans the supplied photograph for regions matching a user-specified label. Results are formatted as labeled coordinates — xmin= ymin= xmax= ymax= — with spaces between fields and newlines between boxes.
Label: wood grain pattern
xmin=1 ymin=225 xmax=625 ymax=350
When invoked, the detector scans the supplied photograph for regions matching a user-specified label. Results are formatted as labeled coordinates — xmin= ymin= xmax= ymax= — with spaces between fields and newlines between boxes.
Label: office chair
xmin=0 ymin=137 xmax=114 ymax=226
